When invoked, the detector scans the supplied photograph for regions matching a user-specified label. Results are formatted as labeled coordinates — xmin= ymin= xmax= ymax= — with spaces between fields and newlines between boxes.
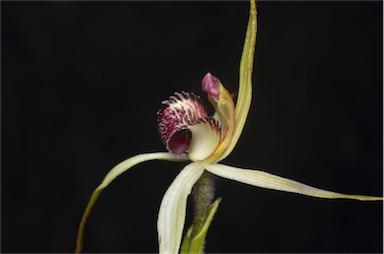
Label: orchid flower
xmin=76 ymin=0 xmax=383 ymax=253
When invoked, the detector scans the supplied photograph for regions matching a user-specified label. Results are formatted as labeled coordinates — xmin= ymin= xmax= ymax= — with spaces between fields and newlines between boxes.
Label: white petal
xmin=158 ymin=162 xmax=205 ymax=254
xmin=99 ymin=152 xmax=187 ymax=189
xmin=76 ymin=152 xmax=187 ymax=253
xmin=205 ymin=164 xmax=383 ymax=201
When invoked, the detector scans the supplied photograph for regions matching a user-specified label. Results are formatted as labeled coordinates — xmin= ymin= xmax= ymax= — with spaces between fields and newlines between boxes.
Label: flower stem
xmin=180 ymin=170 xmax=220 ymax=254
xmin=191 ymin=171 xmax=215 ymax=238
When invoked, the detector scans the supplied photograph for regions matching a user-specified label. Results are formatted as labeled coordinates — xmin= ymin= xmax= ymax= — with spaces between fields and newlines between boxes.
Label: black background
xmin=2 ymin=1 xmax=383 ymax=253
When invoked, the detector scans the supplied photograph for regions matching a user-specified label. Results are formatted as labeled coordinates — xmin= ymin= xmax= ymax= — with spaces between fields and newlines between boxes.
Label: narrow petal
xmin=219 ymin=0 xmax=257 ymax=161
xmin=76 ymin=152 xmax=187 ymax=253
xmin=205 ymin=164 xmax=383 ymax=201
xmin=158 ymin=162 xmax=205 ymax=254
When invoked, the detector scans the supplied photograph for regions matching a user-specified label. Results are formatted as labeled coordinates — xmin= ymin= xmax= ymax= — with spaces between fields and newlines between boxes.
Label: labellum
xmin=157 ymin=91 xmax=221 ymax=162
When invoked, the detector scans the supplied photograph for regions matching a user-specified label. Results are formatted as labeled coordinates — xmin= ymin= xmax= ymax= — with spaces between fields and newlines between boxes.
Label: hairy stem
xmin=191 ymin=171 xmax=216 ymax=238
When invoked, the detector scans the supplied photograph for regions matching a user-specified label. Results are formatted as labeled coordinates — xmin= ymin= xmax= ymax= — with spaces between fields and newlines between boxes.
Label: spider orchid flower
xmin=76 ymin=0 xmax=383 ymax=253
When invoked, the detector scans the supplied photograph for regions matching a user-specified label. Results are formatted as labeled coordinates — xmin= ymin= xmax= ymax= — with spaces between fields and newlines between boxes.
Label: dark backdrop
xmin=2 ymin=1 xmax=383 ymax=253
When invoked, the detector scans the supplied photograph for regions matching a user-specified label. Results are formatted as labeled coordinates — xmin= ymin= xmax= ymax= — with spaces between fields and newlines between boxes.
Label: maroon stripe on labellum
xmin=157 ymin=92 xmax=220 ymax=156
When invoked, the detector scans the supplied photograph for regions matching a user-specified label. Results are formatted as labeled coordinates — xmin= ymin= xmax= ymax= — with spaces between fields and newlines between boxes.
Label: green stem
xmin=191 ymin=171 xmax=215 ymax=238
xmin=180 ymin=170 xmax=220 ymax=254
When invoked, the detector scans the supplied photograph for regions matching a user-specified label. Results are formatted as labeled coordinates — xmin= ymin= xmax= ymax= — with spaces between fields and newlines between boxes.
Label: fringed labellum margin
xmin=157 ymin=73 xmax=236 ymax=162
